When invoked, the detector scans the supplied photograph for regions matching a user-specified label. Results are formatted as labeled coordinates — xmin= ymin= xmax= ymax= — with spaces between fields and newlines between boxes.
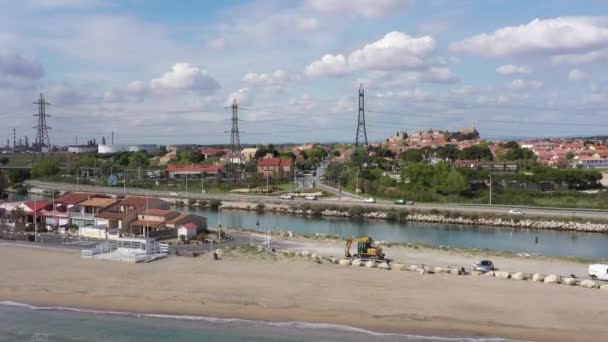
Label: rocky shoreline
xmin=216 ymin=201 xmax=608 ymax=233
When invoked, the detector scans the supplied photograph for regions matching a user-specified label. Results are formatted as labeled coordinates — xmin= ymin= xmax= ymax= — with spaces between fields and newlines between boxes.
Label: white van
xmin=588 ymin=264 xmax=608 ymax=281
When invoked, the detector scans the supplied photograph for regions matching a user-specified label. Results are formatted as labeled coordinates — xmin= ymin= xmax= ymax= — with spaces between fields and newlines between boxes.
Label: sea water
xmin=0 ymin=302 xmax=514 ymax=342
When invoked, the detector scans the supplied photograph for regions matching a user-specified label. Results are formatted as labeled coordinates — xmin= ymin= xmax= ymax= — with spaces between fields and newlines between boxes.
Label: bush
xmin=256 ymin=203 xmax=265 ymax=213
xmin=209 ymin=199 xmax=222 ymax=209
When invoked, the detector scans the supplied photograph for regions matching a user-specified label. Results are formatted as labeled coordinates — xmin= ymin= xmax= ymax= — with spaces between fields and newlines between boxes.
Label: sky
xmin=1 ymin=0 xmax=608 ymax=146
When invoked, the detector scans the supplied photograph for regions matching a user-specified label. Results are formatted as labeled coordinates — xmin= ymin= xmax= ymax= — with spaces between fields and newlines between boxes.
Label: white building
xmin=573 ymin=157 xmax=608 ymax=169
xmin=98 ymin=144 xmax=157 ymax=154
xmin=68 ymin=145 xmax=98 ymax=154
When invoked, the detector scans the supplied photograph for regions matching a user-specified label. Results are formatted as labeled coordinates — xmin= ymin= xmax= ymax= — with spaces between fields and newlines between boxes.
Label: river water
xmin=9 ymin=193 xmax=608 ymax=260
xmin=183 ymin=207 xmax=608 ymax=260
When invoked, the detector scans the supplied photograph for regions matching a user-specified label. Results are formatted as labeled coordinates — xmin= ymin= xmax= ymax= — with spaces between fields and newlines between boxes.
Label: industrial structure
xmin=355 ymin=84 xmax=368 ymax=148
xmin=33 ymin=93 xmax=52 ymax=152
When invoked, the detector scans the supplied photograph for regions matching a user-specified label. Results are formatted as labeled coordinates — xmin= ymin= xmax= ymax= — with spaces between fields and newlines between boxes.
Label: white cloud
xmin=0 ymin=51 xmax=44 ymax=80
xmin=127 ymin=80 xmax=147 ymax=97
xmin=225 ymin=88 xmax=251 ymax=107
xmin=26 ymin=0 xmax=104 ymax=9
xmin=242 ymin=69 xmax=288 ymax=87
xmin=496 ymin=64 xmax=531 ymax=75
xmin=289 ymin=94 xmax=316 ymax=110
xmin=507 ymin=79 xmax=543 ymax=91
xmin=150 ymin=63 xmax=220 ymax=93
xmin=552 ymin=49 xmax=608 ymax=65
xmin=207 ymin=37 xmax=226 ymax=51
xmin=304 ymin=54 xmax=350 ymax=78
xmin=450 ymin=16 xmax=608 ymax=58
xmin=295 ymin=17 xmax=320 ymax=32
xmin=568 ymin=68 xmax=588 ymax=81
xmin=306 ymin=0 xmax=413 ymax=17
xmin=305 ymin=31 xmax=436 ymax=78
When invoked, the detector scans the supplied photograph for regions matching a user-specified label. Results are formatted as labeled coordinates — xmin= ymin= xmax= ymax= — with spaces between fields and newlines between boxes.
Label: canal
xmin=183 ymin=206 xmax=608 ymax=260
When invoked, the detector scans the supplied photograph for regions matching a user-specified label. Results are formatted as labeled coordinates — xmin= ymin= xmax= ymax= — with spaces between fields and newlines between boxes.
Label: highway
xmin=23 ymin=180 xmax=608 ymax=220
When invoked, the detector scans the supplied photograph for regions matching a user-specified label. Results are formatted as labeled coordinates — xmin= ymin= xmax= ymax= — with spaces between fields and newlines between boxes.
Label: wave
xmin=0 ymin=301 xmax=519 ymax=342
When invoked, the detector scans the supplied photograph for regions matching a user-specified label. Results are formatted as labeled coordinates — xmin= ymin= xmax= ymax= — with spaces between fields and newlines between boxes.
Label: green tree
xmin=31 ymin=159 xmax=60 ymax=178
xmin=566 ymin=151 xmax=575 ymax=160
xmin=445 ymin=169 xmax=470 ymax=194
xmin=10 ymin=207 xmax=25 ymax=224
xmin=128 ymin=151 xmax=150 ymax=168
xmin=458 ymin=144 xmax=493 ymax=161
xmin=350 ymin=148 xmax=368 ymax=166
xmin=400 ymin=149 xmax=422 ymax=163
xmin=189 ymin=150 xmax=205 ymax=163
xmin=402 ymin=163 xmax=435 ymax=189
xmin=436 ymin=145 xmax=459 ymax=162
xmin=0 ymin=171 xmax=6 ymax=196
xmin=8 ymin=169 xmax=30 ymax=184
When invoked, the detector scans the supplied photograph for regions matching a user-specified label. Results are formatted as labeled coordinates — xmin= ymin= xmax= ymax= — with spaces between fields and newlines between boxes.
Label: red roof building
xmin=257 ymin=157 xmax=292 ymax=176
xmin=167 ymin=164 xmax=224 ymax=179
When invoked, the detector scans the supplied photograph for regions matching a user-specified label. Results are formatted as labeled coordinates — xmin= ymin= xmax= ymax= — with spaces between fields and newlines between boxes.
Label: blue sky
xmin=1 ymin=0 xmax=608 ymax=146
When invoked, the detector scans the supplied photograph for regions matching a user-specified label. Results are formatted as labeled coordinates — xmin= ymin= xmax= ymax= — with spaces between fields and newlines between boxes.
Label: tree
xmin=401 ymin=163 xmax=435 ymax=189
xmin=400 ymin=149 xmax=422 ymax=163
xmin=128 ymin=151 xmax=150 ymax=168
xmin=0 ymin=171 xmax=6 ymax=196
xmin=458 ymin=144 xmax=493 ymax=161
xmin=0 ymin=157 xmax=8 ymax=166
xmin=566 ymin=152 xmax=575 ymax=160
xmin=10 ymin=207 xmax=25 ymax=224
xmin=31 ymin=159 xmax=60 ymax=178
xmin=435 ymin=145 xmax=459 ymax=162
xmin=8 ymin=169 xmax=30 ymax=184
xmin=502 ymin=141 xmax=520 ymax=149
xmin=350 ymin=147 xmax=368 ymax=166
xmin=444 ymin=169 xmax=469 ymax=194
xmin=189 ymin=150 xmax=205 ymax=163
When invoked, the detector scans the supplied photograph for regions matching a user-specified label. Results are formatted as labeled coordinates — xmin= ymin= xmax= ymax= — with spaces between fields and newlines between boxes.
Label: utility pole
xmin=355 ymin=83 xmax=368 ymax=149
xmin=489 ymin=174 xmax=492 ymax=206
xmin=266 ymin=172 xmax=269 ymax=193
xmin=201 ymin=174 xmax=205 ymax=194
xmin=229 ymin=99 xmax=241 ymax=181
xmin=33 ymin=93 xmax=52 ymax=153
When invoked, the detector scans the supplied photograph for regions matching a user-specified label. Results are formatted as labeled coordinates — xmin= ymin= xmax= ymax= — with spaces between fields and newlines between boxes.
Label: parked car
xmin=394 ymin=199 xmax=415 ymax=205
xmin=589 ymin=264 xmax=608 ymax=280
xmin=473 ymin=260 xmax=495 ymax=272
xmin=168 ymin=191 xmax=179 ymax=197
xmin=363 ymin=198 xmax=376 ymax=203
xmin=507 ymin=209 xmax=525 ymax=215
xmin=278 ymin=194 xmax=294 ymax=200
xmin=304 ymin=195 xmax=317 ymax=200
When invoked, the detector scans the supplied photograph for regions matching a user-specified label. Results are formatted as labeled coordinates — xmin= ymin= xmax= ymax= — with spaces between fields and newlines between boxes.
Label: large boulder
xmin=416 ymin=268 xmax=427 ymax=275
xmin=600 ymin=284 xmax=608 ymax=290
xmin=311 ymin=253 xmax=318 ymax=259
xmin=301 ymin=250 xmax=310 ymax=257
xmin=328 ymin=257 xmax=339 ymax=264
xmin=511 ymin=272 xmax=527 ymax=281
xmin=449 ymin=268 xmax=461 ymax=275
xmin=544 ymin=275 xmax=559 ymax=284
xmin=580 ymin=279 xmax=599 ymax=289
xmin=494 ymin=271 xmax=510 ymax=279
xmin=391 ymin=263 xmax=405 ymax=271
xmin=365 ymin=260 xmax=377 ymax=268
xmin=338 ymin=259 xmax=351 ymax=266
xmin=532 ymin=273 xmax=545 ymax=282
xmin=484 ymin=271 xmax=495 ymax=277
xmin=471 ymin=270 xmax=483 ymax=276
xmin=351 ymin=259 xmax=363 ymax=267
xmin=378 ymin=262 xmax=391 ymax=270
xmin=408 ymin=265 xmax=418 ymax=272
xmin=312 ymin=256 xmax=322 ymax=264
xmin=563 ymin=277 xmax=577 ymax=286
xmin=433 ymin=266 xmax=445 ymax=274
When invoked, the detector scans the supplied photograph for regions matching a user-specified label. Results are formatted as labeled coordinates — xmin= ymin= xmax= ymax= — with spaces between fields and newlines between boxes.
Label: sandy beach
xmin=0 ymin=243 xmax=606 ymax=342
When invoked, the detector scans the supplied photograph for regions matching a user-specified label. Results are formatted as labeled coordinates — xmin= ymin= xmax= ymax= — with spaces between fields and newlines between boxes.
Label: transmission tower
xmin=355 ymin=83 xmax=368 ymax=148
xmin=230 ymin=99 xmax=241 ymax=160
xmin=33 ymin=93 xmax=51 ymax=152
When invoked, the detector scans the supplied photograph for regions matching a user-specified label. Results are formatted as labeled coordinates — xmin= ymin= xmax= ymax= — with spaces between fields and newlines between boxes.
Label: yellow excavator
xmin=345 ymin=236 xmax=385 ymax=261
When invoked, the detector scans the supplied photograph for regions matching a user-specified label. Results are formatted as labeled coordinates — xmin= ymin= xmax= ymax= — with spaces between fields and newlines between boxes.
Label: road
xmin=24 ymin=179 xmax=608 ymax=220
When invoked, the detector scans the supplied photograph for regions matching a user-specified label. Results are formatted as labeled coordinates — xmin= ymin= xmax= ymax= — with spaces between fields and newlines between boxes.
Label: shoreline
xmin=0 ymin=301 xmax=491 ymax=341
xmin=1 ymin=245 xmax=607 ymax=341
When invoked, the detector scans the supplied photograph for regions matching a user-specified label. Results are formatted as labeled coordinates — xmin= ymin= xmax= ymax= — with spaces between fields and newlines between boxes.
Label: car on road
xmin=507 ymin=209 xmax=525 ymax=215
xmin=393 ymin=199 xmax=415 ymax=205
xmin=278 ymin=194 xmax=294 ymax=200
xmin=363 ymin=198 xmax=376 ymax=203
xmin=168 ymin=191 xmax=179 ymax=197
xmin=304 ymin=195 xmax=317 ymax=200
xmin=473 ymin=260 xmax=495 ymax=272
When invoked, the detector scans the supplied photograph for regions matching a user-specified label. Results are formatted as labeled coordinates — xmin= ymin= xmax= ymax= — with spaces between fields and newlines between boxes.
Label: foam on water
xmin=0 ymin=301 xmax=519 ymax=342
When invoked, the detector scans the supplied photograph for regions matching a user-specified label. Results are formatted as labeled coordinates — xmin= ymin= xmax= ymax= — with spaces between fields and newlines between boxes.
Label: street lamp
xmin=218 ymin=206 xmax=222 ymax=242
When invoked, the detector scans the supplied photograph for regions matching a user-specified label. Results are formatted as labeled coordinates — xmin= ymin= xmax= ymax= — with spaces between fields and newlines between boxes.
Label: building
xmin=41 ymin=193 xmax=92 ymax=227
xmin=70 ymin=197 xmax=118 ymax=227
xmin=98 ymin=144 xmax=157 ymax=154
xmin=127 ymin=209 xmax=206 ymax=238
xmin=67 ymin=145 xmax=98 ymax=154
xmin=178 ymin=223 xmax=198 ymax=239
xmin=573 ymin=156 xmax=608 ymax=169
xmin=201 ymin=148 xmax=231 ymax=159
xmin=257 ymin=156 xmax=292 ymax=176
xmin=241 ymin=148 xmax=260 ymax=162
xmin=95 ymin=196 xmax=169 ymax=231
xmin=166 ymin=164 xmax=224 ymax=179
